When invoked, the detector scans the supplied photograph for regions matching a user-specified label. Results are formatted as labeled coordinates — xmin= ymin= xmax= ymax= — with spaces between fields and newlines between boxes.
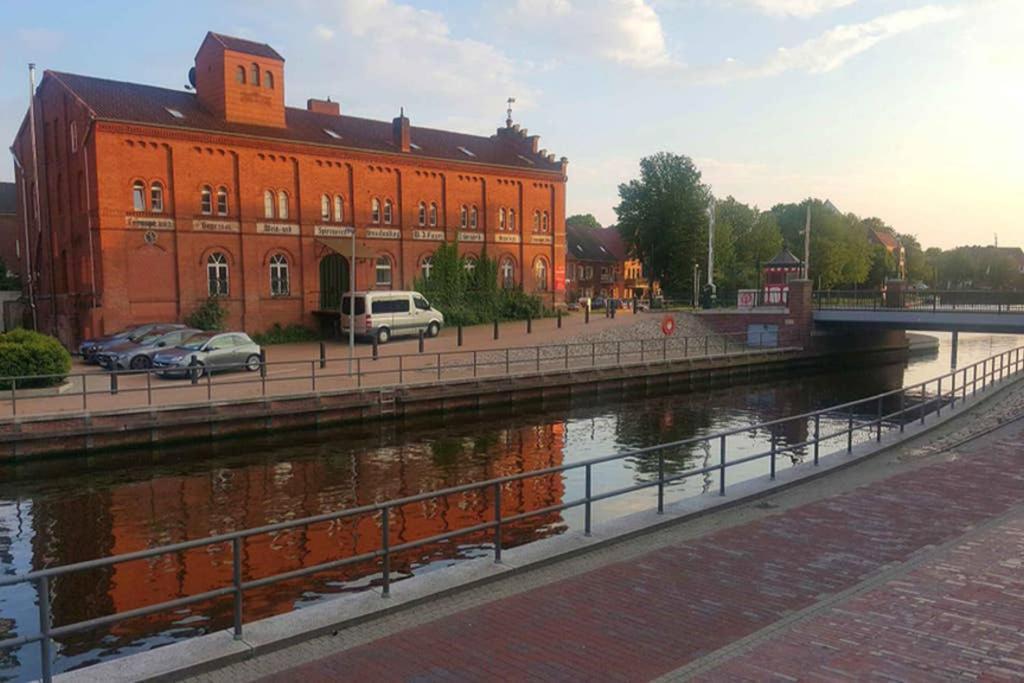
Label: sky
xmin=1 ymin=0 xmax=1021 ymax=250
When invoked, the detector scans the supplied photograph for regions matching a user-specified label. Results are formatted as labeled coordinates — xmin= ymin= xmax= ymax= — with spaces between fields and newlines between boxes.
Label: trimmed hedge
xmin=251 ymin=323 xmax=322 ymax=345
xmin=0 ymin=329 xmax=72 ymax=390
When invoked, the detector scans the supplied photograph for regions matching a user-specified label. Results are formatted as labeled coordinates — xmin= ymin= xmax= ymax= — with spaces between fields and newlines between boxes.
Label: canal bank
xmin=0 ymin=337 xmax=917 ymax=461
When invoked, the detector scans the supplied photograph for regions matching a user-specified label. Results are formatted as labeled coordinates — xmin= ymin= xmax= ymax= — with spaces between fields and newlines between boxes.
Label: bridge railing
xmin=3 ymin=345 xmax=1023 ymax=681
xmin=815 ymin=289 xmax=1024 ymax=312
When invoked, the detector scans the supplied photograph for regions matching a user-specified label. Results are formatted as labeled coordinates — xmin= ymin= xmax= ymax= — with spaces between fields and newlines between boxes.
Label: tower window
xmin=200 ymin=185 xmax=212 ymax=215
xmin=235 ymin=66 xmax=246 ymax=84
xmin=265 ymin=71 xmax=274 ymax=89
xmin=250 ymin=63 xmax=260 ymax=86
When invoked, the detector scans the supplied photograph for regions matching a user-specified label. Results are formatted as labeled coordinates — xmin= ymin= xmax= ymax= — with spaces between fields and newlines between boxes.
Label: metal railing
xmin=815 ymin=289 xmax=1024 ymax=313
xmin=3 ymin=344 xmax=1022 ymax=681
xmin=0 ymin=331 xmax=773 ymax=420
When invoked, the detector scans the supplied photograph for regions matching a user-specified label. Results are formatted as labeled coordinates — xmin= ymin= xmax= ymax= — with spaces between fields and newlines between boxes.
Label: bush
xmin=413 ymin=243 xmax=551 ymax=326
xmin=185 ymin=296 xmax=228 ymax=331
xmin=0 ymin=329 xmax=72 ymax=390
xmin=251 ymin=323 xmax=321 ymax=345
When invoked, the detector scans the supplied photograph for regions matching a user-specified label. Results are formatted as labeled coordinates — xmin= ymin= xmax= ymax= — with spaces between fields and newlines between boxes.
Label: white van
xmin=341 ymin=291 xmax=445 ymax=344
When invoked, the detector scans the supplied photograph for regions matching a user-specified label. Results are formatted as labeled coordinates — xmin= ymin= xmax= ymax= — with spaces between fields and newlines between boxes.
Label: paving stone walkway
xmin=251 ymin=417 xmax=1024 ymax=682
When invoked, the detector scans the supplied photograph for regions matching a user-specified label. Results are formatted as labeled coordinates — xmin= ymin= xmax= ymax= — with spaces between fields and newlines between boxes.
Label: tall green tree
xmin=616 ymin=152 xmax=711 ymax=297
xmin=711 ymin=196 xmax=783 ymax=296
xmin=770 ymin=199 xmax=870 ymax=288
xmin=566 ymin=213 xmax=602 ymax=230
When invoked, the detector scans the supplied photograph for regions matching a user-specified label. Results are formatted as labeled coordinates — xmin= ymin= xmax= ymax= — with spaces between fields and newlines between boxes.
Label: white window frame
xmin=217 ymin=187 xmax=228 ymax=216
xmin=264 ymin=190 xmax=275 ymax=218
xmin=277 ymin=191 xmax=289 ymax=220
xmin=375 ymin=255 xmax=393 ymax=287
xmin=334 ymin=195 xmax=344 ymax=223
xmin=150 ymin=182 xmax=164 ymax=213
xmin=269 ymin=253 xmax=289 ymax=296
xmin=371 ymin=198 xmax=381 ymax=224
xmin=132 ymin=181 xmax=146 ymax=212
xmin=207 ymin=252 xmax=229 ymax=297
xmin=200 ymin=185 xmax=212 ymax=215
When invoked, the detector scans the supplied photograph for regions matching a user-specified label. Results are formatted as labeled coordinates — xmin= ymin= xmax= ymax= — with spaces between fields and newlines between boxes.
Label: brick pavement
xmin=253 ymin=422 xmax=1024 ymax=682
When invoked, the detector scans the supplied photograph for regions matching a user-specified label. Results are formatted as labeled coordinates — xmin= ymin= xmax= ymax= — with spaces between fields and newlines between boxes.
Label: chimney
xmin=307 ymin=97 xmax=340 ymax=116
xmin=392 ymin=108 xmax=410 ymax=152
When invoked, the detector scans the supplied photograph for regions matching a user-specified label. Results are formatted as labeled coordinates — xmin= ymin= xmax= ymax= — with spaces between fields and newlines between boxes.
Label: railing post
xmin=38 ymin=575 xmax=52 ymax=683
xmin=494 ymin=319 xmax=499 ymax=340
xmin=372 ymin=336 xmax=379 ymax=360
xmin=719 ymin=435 xmax=727 ymax=495
xmin=585 ymin=306 xmax=590 ymax=324
xmin=357 ymin=357 xmax=362 ymax=388
xmin=457 ymin=324 xmax=463 ymax=347
xmin=10 ymin=378 xmax=16 ymax=418
xmin=657 ymin=451 xmax=665 ymax=514
xmin=662 ymin=337 xmax=667 ymax=361
xmin=950 ymin=372 xmax=956 ymax=409
xmin=259 ymin=349 xmax=267 ymax=379
xmin=616 ymin=341 xmax=621 ymax=365
xmin=684 ymin=336 xmax=688 ymax=357
xmin=704 ymin=335 xmax=709 ymax=356
xmin=505 ymin=348 xmax=510 ymax=375
xmin=557 ymin=308 xmax=562 ymax=329
xmin=399 ymin=355 xmax=404 ymax=384
xmin=591 ymin=342 xmax=596 ymax=368
xmin=146 ymin=370 xmax=153 ymax=406
xmin=208 ymin=368 xmax=214 ymax=400
xmin=640 ymin=339 xmax=645 ymax=362
xmin=473 ymin=350 xmax=478 ymax=378
xmin=937 ymin=377 xmax=942 ymax=417
xmin=536 ymin=346 xmax=541 ymax=373
xmin=770 ymin=433 xmax=777 ymax=479
xmin=493 ymin=482 xmax=503 ymax=562
xmin=311 ymin=360 xmax=316 ymax=392
xmin=319 ymin=341 xmax=326 ymax=369
xmin=110 ymin=370 xmax=118 ymax=395
xmin=847 ymin=406 xmax=854 ymax=453
xmin=973 ymin=363 xmax=978 ymax=395
xmin=526 ymin=314 xmax=532 ymax=334
xmin=813 ymin=414 xmax=820 ymax=465
xmin=418 ymin=329 xmax=425 ymax=353
xmin=436 ymin=353 xmax=442 ymax=381
xmin=564 ymin=344 xmax=569 ymax=370
xmin=876 ymin=396 xmax=883 ymax=441
xmin=584 ymin=463 xmax=592 ymax=536
xmin=899 ymin=391 xmax=905 ymax=433
xmin=232 ymin=537 xmax=243 ymax=639
xmin=381 ymin=507 xmax=390 ymax=597
xmin=920 ymin=387 xmax=926 ymax=424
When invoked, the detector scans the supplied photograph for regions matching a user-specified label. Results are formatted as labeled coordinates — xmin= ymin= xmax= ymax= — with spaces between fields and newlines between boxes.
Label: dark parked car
xmin=152 ymin=332 xmax=262 ymax=378
xmin=78 ymin=323 xmax=184 ymax=363
xmin=96 ymin=327 xmax=202 ymax=370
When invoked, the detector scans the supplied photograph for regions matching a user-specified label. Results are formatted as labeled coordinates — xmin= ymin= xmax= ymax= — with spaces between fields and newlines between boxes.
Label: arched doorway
xmin=319 ymin=253 xmax=349 ymax=310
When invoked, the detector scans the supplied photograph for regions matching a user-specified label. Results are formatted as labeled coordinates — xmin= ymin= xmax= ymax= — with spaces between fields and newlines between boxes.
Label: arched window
xmin=375 ymin=255 xmax=392 ymax=287
xmin=417 ymin=201 xmax=426 ymax=226
xmin=509 ymin=209 xmax=516 ymax=231
xmin=463 ymin=254 xmax=477 ymax=273
xmin=235 ymin=66 xmax=246 ymax=84
xmin=132 ymin=181 xmax=146 ymax=212
xmin=207 ymin=252 xmax=229 ymax=296
xmin=469 ymin=206 xmax=478 ymax=229
xmin=334 ymin=195 xmax=344 ymax=223
xmin=250 ymin=63 xmax=260 ymax=86
xmin=216 ymin=186 xmax=228 ymax=216
xmin=200 ymin=185 xmax=213 ymax=215
xmin=269 ymin=253 xmax=289 ymax=296
xmin=321 ymin=194 xmax=331 ymax=222
xmin=460 ymin=205 xmax=468 ymax=229
xmin=371 ymin=198 xmax=381 ymax=224
xmin=263 ymin=190 xmax=275 ymax=218
xmin=499 ymin=208 xmax=506 ymax=231
xmin=533 ymin=211 xmax=541 ymax=231
xmin=534 ymin=258 xmax=548 ymax=292
xmin=542 ymin=212 xmax=549 ymax=233
xmin=277 ymin=191 xmax=289 ymax=220
xmin=500 ymin=257 xmax=515 ymax=290
xmin=383 ymin=199 xmax=394 ymax=225
xmin=429 ymin=202 xmax=438 ymax=227
xmin=150 ymin=182 xmax=164 ymax=213
xmin=265 ymin=71 xmax=274 ymax=89
xmin=420 ymin=255 xmax=433 ymax=280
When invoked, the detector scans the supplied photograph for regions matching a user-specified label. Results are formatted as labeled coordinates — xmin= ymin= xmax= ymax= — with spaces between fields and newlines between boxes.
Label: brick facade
xmin=11 ymin=33 xmax=568 ymax=347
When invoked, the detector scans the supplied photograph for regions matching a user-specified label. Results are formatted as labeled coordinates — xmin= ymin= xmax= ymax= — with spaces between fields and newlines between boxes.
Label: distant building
xmin=867 ymin=228 xmax=906 ymax=280
xmin=0 ymin=182 xmax=18 ymax=277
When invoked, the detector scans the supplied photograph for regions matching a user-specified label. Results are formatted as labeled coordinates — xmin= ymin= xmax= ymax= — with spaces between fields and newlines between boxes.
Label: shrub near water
xmin=0 ymin=329 xmax=72 ymax=390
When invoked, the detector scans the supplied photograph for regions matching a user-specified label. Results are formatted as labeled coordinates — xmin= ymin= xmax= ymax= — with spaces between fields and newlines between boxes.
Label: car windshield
xmin=131 ymin=330 xmax=165 ymax=343
xmin=178 ymin=333 xmax=214 ymax=350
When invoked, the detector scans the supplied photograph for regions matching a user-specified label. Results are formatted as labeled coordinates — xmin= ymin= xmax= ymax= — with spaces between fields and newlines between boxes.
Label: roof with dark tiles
xmin=204 ymin=32 xmax=285 ymax=61
xmin=46 ymin=71 xmax=564 ymax=174
xmin=567 ymin=225 xmax=624 ymax=263
xmin=765 ymin=249 xmax=802 ymax=267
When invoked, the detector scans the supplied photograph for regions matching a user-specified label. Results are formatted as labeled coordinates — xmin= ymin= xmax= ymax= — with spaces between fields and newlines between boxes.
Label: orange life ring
xmin=661 ymin=315 xmax=676 ymax=336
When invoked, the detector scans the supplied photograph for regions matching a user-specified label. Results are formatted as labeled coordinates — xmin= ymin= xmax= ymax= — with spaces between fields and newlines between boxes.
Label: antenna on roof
xmin=506 ymin=97 xmax=516 ymax=128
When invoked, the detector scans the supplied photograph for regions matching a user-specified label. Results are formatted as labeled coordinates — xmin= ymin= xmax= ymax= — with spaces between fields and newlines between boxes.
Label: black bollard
xmin=493 ymin=319 xmax=499 ymax=340
xmin=190 ymin=355 xmax=199 ymax=385
xmin=633 ymin=298 xmax=638 ymax=314
xmin=372 ymin=336 xmax=379 ymax=359
xmin=457 ymin=324 xmax=463 ymax=347
xmin=527 ymin=315 xmax=532 ymax=334
xmin=418 ymin=328 xmax=425 ymax=353
xmin=319 ymin=341 xmax=326 ymax=369
xmin=557 ymin=309 xmax=562 ymax=329
xmin=585 ymin=306 xmax=590 ymax=324
xmin=259 ymin=349 xmax=267 ymax=378
xmin=110 ymin=371 xmax=118 ymax=395
xmin=611 ymin=304 xmax=616 ymax=319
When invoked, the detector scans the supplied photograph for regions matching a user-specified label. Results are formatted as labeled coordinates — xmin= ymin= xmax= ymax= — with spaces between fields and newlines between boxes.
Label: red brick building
xmin=11 ymin=32 xmax=568 ymax=346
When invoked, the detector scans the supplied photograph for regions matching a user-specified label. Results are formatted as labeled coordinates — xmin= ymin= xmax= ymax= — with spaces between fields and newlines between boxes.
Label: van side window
xmin=371 ymin=300 xmax=387 ymax=314
xmin=414 ymin=296 xmax=430 ymax=311
xmin=393 ymin=298 xmax=410 ymax=313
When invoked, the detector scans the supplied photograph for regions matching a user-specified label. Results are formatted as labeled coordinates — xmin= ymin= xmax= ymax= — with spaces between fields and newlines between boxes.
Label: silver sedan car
xmin=98 ymin=327 xmax=202 ymax=370
xmin=151 ymin=331 xmax=263 ymax=378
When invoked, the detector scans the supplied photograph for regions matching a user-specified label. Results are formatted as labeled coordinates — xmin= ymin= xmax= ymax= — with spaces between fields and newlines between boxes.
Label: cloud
xmin=693 ymin=4 xmax=964 ymax=82
xmin=507 ymin=0 xmax=676 ymax=69
xmin=292 ymin=0 xmax=533 ymax=130
xmin=737 ymin=0 xmax=858 ymax=18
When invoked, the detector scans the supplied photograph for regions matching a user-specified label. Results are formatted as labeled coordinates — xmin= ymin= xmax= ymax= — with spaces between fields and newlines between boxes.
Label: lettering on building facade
xmin=193 ymin=219 xmax=241 ymax=233
xmin=411 ymin=229 xmax=445 ymax=241
xmin=255 ymin=222 xmax=301 ymax=235
xmin=495 ymin=233 xmax=521 ymax=244
xmin=126 ymin=216 xmax=175 ymax=230
xmin=313 ymin=225 xmax=354 ymax=238
xmin=366 ymin=228 xmax=401 ymax=240
xmin=457 ymin=231 xmax=485 ymax=243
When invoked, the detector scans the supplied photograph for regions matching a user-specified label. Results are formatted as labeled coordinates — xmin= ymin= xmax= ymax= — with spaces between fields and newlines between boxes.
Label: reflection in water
xmin=0 ymin=332 xmax=1020 ymax=681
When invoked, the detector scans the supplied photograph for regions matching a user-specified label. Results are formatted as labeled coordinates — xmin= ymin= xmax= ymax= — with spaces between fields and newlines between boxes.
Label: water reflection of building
xmin=35 ymin=423 xmax=565 ymax=660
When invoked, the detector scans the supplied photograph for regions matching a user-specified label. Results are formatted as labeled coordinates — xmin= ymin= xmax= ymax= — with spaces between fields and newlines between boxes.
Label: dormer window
xmin=235 ymin=66 xmax=246 ymax=84
xmin=250 ymin=63 xmax=260 ymax=86
xmin=165 ymin=108 xmax=185 ymax=120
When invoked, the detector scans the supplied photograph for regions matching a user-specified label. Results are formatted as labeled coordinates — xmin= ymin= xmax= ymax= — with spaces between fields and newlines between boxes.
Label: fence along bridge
xmin=813 ymin=290 xmax=1024 ymax=334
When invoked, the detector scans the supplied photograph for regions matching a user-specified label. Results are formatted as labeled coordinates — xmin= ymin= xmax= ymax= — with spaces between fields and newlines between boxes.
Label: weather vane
xmin=506 ymin=97 xmax=516 ymax=128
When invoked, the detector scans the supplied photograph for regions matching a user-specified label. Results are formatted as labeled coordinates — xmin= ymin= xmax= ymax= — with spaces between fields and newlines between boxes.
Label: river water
xmin=0 ymin=332 xmax=1020 ymax=681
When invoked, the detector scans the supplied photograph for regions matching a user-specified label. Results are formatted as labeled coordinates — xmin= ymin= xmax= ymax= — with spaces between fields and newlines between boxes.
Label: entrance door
xmin=319 ymin=254 xmax=349 ymax=311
